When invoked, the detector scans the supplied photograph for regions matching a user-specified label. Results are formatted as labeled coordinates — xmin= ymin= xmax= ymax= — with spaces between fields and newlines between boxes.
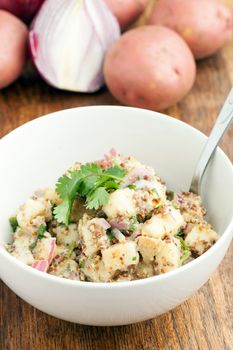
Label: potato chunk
xmin=137 ymin=236 xmax=163 ymax=263
xmin=185 ymin=223 xmax=218 ymax=255
xmin=54 ymin=223 xmax=79 ymax=246
xmin=49 ymin=259 xmax=80 ymax=280
xmin=102 ymin=188 xmax=136 ymax=219
xmin=79 ymin=215 xmax=110 ymax=257
xmin=80 ymin=257 xmax=112 ymax=282
xmin=11 ymin=235 xmax=34 ymax=265
xmin=102 ymin=241 xmax=139 ymax=272
xmin=141 ymin=206 xmax=184 ymax=239
xmin=17 ymin=197 xmax=51 ymax=228
xmin=33 ymin=235 xmax=56 ymax=262
xmin=156 ymin=240 xmax=181 ymax=274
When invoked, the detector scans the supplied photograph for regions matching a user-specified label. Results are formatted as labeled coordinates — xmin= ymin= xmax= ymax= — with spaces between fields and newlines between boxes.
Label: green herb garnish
xmin=30 ymin=224 xmax=46 ymax=250
xmin=176 ymin=236 xmax=191 ymax=265
xmin=54 ymin=164 xmax=126 ymax=225
xmin=9 ymin=216 xmax=18 ymax=232
xmin=67 ymin=241 xmax=77 ymax=258
xmin=132 ymin=256 xmax=137 ymax=261
xmin=37 ymin=224 xmax=46 ymax=238
xmin=107 ymin=229 xmax=115 ymax=241
xmin=176 ymin=228 xmax=185 ymax=237
xmin=128 ymin=184 xmax=137 ymax=190
xmin=180 ymin=250 xmax=191 ymax=264
xmin=128 ymin=216 xmax=138 ymax=231
xmin=79 ymin=261 xmax=85 ymax=269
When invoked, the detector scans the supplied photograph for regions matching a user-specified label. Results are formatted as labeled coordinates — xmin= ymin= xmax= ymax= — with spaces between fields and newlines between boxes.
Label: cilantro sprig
xmin=54 ymin=164 xmax=126 ymax=226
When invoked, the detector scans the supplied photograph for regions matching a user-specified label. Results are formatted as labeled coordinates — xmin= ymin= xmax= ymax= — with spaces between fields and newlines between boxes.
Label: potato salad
xmin=5 ymin=150 xmax=218 ymax=282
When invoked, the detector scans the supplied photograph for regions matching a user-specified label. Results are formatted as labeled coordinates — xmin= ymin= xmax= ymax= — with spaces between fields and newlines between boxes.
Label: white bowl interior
xmin=0 ymin=106 xmax=233 ymax=244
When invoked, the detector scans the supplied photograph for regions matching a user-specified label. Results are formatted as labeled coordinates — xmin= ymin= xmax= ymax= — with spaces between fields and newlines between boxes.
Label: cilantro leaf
xmin=9 ymin=216 xmax=18 ymax=232
xmin=53 ymin=199 xmax=71 ymax=226
xmin=80 ymin=163 xmax=103 ymax=176
xmin=104 ymin=180 xmax=120 ymax=191
xmin=86 ymin=187 xmax=109 ymax=210
xmin=56 ymin=171 xmax=83 ymax=200
xmin=105 ymin=166 xmax=126 ymax=179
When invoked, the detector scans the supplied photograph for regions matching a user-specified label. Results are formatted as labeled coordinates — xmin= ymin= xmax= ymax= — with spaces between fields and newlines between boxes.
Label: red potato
xmin=104 ymin=26 xmax=196 ymax=111
xmin=149 ymin=0 xmax=233 ymax=59
xmin=0 ymin=10 xmax=28 ymax=89
xmin=104 ymin=0 xmax=148 ymax=30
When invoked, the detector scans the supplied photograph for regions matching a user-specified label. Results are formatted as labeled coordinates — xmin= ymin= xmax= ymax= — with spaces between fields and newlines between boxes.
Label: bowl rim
xmin=0 ymin=105 xmax=233 ymax=289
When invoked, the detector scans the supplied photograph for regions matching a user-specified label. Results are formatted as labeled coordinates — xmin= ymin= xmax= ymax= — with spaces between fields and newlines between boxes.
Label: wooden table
xmin=0 ymin=37 xmax=233 ymax=350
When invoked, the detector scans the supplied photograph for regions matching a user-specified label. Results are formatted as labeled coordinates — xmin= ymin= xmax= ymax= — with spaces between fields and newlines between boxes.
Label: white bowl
xmin=0 ymin=106 xmax=232 ymax=326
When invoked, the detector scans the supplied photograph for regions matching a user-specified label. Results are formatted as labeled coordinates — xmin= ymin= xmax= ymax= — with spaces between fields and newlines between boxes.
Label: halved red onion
xmin=29 ymin=0 xmax=120 ymax=92
xmin=0 ymin=0 xmax=44 ymax=23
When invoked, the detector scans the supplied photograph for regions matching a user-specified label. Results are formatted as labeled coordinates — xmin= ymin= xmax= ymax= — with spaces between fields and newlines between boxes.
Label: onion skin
xmin=0 ymin=10 xmax=28 ymax=89
xmin=0 ymin=0 xmax=44 ymax=23
xmin=104 ymin=0 xmax=148 ymax=30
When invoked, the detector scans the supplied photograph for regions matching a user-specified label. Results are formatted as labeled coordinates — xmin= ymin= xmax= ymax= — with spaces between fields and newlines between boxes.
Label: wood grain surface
xmin=0 ymin=6 xmax=233 ymax=350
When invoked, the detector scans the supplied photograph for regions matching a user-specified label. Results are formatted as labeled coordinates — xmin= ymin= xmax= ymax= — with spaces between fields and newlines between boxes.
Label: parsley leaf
xmin=9 ymin=216 xmax=18 ymax=232
xmin=54 ymin=163 xmax=126 ymax=225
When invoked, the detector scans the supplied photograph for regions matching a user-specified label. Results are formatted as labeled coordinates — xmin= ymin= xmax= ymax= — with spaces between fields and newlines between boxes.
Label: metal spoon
xmin=190 ymin=87 xmax=233 ymax=194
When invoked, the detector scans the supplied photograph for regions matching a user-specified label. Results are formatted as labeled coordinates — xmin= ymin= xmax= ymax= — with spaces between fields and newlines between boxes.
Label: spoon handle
xmin=190 ymin=87 xmax=233 ymax=194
